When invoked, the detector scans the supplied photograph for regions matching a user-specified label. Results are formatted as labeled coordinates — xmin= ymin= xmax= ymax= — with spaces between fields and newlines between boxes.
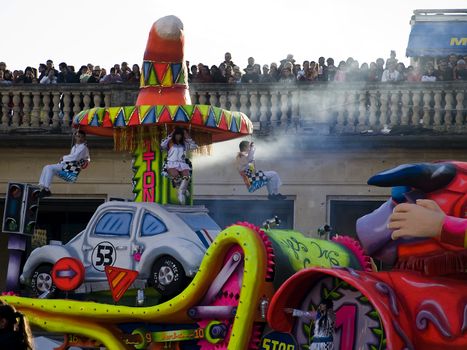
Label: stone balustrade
xmin=0 ymin=82 xmax=465 ymax=135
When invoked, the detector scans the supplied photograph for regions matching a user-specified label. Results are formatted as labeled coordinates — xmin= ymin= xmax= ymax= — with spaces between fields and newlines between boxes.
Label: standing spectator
xmin=37 ymin=63 xmax=47 ymax=81
xmin=386 ymin=50 xmax=398 ymax=67
xmin=407 ymin=65 xmax=422 ymax=82
xmin=58 ymin=63 xmax=78 ymax=83
xmin=0 ymin=61 xmax=6 ymax=72
xmin=45 ymin=59 xmax=58 ymax=77
xmin=224 ymin=65 xmax=234 ymax=83
xmin=113 ymin=64 xmax=121 ymax=75
xmin=40 ymin=68 xmax=57 ymax=84
xmin=78 ymin=65 xmax=91 ymax=83
xmin=453 ymin=59 xmax=467 ymax=80
xmin=211 ymin=65 xmax=227 ymax=83
xmin=0 ymin=70 xmax=12 ymax=85
xmin=120 ymin=62 xmax=131 ymax=81
xmin=359 ymin=63 xmax=370 ymax=81
xmin=15 ymin=67 xmax=36 ymax=84
xmin=318 ymin=57 xmax=328 ymax=81
xmin=375 ymin=58 xmax=385 ymax=81
xmin=279 ymin=54 xmax=295 ymax=73
xmin=396 ymin=62 xmax=407 ymax=81
xmin=193 ymin=65 xmax=213 ymax=83
xmin=241 ymin=66 xmax=259 ymax=83
xmin=326 ymin=58 xmax=337 ymax=81
xmin=437 ymin=60 xmax=453 ymax=81
xmin=127 ymin=64 xmax=141 ymax=83
xmin=189 ymin=65 xmax=198 ymax=82
xmin=346 ymin=60 xmax=360 ymax=81
xmin=87 ymin=66 xmax=102 ymax=83
xmin=448 ymin=54 xmax=458 ymax=69
xmin=334 ymin=61 xmax=346 ymax=82
xmin=421 ymin=63 xmax=437 ymax=82
xmin=259 ymin=65 xmax=274 ymax=83
xmin=279 ymin=62 xmax=296 ymax=83
xmin=381 ymin=61 xmax=400 ymax=82
xmin=230 ymin=71 xmax=242 ymax=84
xmin=367 ymin=62 xmax=379 ymax=82
xmin=297 ymin=61 xmax=309 ymax=80
xmin=220 ymin=52 xmax=235 ymax=68
xmin=100 ymin=67 xmax=122 ymax=84
xmin=245 ymin=57 xmax=255 ymax=71
xmin=269 ymin=63 xmax=279 ymax=81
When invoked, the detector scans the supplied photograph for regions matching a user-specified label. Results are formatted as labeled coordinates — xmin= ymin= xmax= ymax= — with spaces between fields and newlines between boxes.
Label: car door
xmin=82 ymin=209 xmax=136 ymax=280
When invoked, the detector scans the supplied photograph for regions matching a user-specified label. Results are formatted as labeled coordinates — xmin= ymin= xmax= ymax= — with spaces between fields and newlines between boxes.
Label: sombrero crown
xmin=73 ymin=15 xmax=252 ymax=150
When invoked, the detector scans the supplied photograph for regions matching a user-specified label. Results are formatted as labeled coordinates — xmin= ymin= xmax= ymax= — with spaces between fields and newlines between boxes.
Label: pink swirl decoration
xmin=416 ymin=300 xmax=453 ymax=338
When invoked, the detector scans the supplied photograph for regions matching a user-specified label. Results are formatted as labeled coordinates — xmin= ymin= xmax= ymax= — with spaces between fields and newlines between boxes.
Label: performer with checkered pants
xmin=38 ymin=130 xmax=90 ymax=197
xmin=236 ymin=140 xmax=286 ymax=200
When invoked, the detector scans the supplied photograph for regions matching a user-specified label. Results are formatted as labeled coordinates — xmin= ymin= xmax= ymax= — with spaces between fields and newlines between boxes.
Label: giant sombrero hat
xmin=73 ymin=15 xmax=253 ymax=150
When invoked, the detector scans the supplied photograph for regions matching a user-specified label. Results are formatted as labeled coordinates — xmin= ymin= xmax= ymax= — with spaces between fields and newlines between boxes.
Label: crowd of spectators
xmin=0 ymin=60 xmax=141 ymax=85
xmin=1 ymin=51 xmax=466 ymax=86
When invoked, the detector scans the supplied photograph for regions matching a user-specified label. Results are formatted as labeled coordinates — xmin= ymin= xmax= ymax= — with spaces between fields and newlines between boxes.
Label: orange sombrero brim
xmin=73 ymin=104 xmax=253 ymax=143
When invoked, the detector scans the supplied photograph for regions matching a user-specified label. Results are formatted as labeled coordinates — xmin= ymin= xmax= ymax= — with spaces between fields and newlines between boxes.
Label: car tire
xmin=150 ymin=256 xmax=187 ymax=297
xmin=31 ymin=264 xmax=56 ymax=297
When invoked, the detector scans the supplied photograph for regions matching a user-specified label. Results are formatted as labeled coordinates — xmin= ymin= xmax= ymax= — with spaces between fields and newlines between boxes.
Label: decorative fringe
xmin=395 ymin=249 xmax=467 ymax=276
xmin=112 ymin=126 xmax=213 ymax=154
xmin=332 ymin=235 xmax=373 ymax=272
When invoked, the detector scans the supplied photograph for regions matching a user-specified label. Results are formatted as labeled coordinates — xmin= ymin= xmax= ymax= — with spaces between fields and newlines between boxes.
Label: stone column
xmin=280 ymin=91 xmax=289 ymax=127
xmin=31 ymin=92 xmax=41 ymax=128
xmin=83 ymin=93 xmax=91 ymax=109
xmin=11 ymin=92 xmax=21 ymax=128
xmin=62 ymin=92 xmax=72 ymax=129
xmin=270 ymin=90 xmax=280 ymax=126
xmin=389 ymin=90 xmax=400 ymax=127
xmin=228 ymin=92 xmax=238 ymax=112
xmin=1 ymin=92 xmax=10 ymax=130
xmin=219 ymin=93 xmax=228 ymax=110
xmin=73 ymin=93 xmax=82 ymax=123
xmin=52 ymin=92 xmax=61 ymax=128
xmin=379 ymin=90 xmax=389 ymax=129
xmin=209 ymin=92 xmax=219 ymax=107
xmin=411 ymin=90 xmax=421 ymax=126
xmin=249 ymin=91 xmax=259 ymax=123
xmin=345 ymin=90 xmax=356 ymax=133
xmin=93 ymin=92 xmax=102 ymax=109
xmin=400 ymin=90 xmax=410 ymax=125
xmin=104 ymin=92 xmax=111 ymax=108
xmin=42 ymin=93 xmax=51 ymax=126
xmin=444 ymin=90 xmax=454 ymax=131
xmin=422 ymin=90 xmax=432 ymax=128
xmin=259 ymin=91 xmax=269 ymax=124
xmin=357 ymin=90 xmax=367 ymax=131
xmin=22 ymin=92 xmax=32 ymax=127
xmin=368 ymin=90 xmax=378 ymax=130
xmin=239 ymin=91 xmax=249 ymax=115
xmin=336 ymin=91 xmax=347 ymax=133
xmin=433 ymin=90 xmax=442 ymax=131
xmin=198 ymin=92 xmax=208 ymax=106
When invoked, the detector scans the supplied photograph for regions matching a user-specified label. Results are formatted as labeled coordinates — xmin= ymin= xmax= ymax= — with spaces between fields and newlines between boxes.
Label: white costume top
xmin=160 ymin=136 xmax=197 ymax=170
xmin=62 ymin=143 xmax=90 ymax=163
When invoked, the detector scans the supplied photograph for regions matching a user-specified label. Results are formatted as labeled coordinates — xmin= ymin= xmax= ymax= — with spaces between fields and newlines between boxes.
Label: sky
xmin=1 ymin=0 xmax=464 ymax=71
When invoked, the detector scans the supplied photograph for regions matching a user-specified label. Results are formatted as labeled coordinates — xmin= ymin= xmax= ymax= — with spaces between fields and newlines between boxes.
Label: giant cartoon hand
xmin=389 ymin=200 xmax=445 ymax=240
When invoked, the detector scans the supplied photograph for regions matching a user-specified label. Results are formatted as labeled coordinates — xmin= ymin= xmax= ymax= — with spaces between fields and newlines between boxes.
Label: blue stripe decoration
xmin=174 ymin=108 xmax=189 ymax=122
xmin=142 ymin=107 xmax=156 ymax=124
xmin=206 ymin=110 xmax=217 ymax=128
xmin=115 ymin=110 xmax=126 ymax=127
xmin=195 ymin=230 xmax=209 ymax=249
xmin=230 ymin=117 xmax=238 ymax=132
xmin=143 ymin=61 xmax=152 ymax=83
xmin=171 ymin=63 xmax=182 ymax=80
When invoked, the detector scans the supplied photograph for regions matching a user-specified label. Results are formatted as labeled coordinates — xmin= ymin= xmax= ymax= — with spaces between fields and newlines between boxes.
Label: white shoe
xmin=178 ymin=191 xmax=186 ymax=204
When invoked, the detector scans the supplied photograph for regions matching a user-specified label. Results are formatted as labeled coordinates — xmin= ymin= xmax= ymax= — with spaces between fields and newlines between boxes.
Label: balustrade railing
xmin=0 ymin=82 xmax=465 ymax=134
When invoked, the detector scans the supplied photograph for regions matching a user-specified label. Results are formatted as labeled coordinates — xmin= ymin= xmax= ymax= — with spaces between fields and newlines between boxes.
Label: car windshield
xmin=176 ymin=213 xmax=220 ymax=231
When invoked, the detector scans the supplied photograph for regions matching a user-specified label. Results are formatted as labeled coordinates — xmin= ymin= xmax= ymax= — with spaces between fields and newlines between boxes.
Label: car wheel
xmin=31 ymin=264 xmax=56 ymax=297
xmin=150 ymin=256 xmax=187 ymax=297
